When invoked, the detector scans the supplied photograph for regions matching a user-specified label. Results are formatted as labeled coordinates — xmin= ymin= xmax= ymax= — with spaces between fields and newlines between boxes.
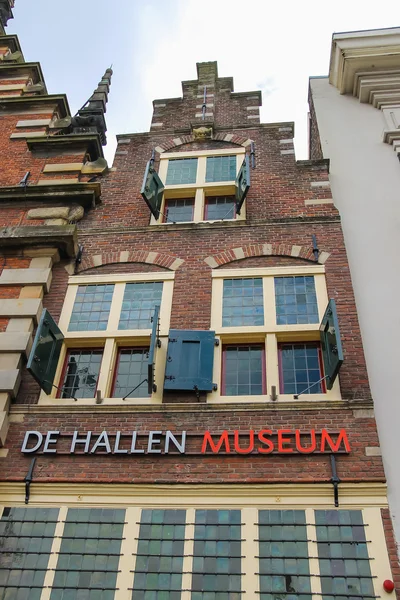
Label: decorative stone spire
xmin=71 ymin=68 xmax=113 ymax=145
xmin=0 ymin=0 xmax=14 ymax=35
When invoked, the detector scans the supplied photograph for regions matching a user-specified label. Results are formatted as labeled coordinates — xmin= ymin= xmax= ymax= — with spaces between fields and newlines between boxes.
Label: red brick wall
xmin=2 ymin=406 xmax=383 ymax=484
xmin=382 ymin=508 xmax=400 ymax=599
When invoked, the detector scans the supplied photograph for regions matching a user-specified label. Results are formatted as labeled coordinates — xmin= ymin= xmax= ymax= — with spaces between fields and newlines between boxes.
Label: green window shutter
xmin=164 ymin=330 xmax=215 ymax=392
xmin=235 ymin=155 xmax=250 ymax=215
xmin=27 ymin=309 xmax=64 ymax=395
xmin=147 ymin=305 xmax=161 ymax=394
xmin=140 ymin=160 xmax=164 ymax=219
xmin=319 ymin=299 xmax=344 ymax=390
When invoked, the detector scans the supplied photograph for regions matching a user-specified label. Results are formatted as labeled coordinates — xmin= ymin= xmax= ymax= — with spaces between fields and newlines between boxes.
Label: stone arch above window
xmin=204 ymin=243 xmax=330 ymax=268
xmin=154 ymin=133 xmax=253 ymax=154
xmin=66 ymin=251 xmax=184 ymax=274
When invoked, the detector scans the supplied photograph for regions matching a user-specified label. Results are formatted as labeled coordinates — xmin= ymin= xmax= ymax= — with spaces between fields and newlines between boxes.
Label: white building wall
xmin=310 ymin=76 xmax=400 ymax=549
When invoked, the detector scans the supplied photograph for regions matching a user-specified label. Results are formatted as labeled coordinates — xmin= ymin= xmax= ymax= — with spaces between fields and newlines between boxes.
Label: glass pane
xmin=68 ymin=285 xmax=114 ymax=332
xmin=223 ymin=345 xmax=264 ymax=396
xmin=222 ymin=278 xmax=264 ymax=327
xmin=192 ymin=510 xmax=241 ymax=596
xmin=166 ymin=158 xmax=198 ymax=185
xmin=51 ymin=509 xmax=125 ymax=600
xmin=0 ymin=508 xmax=58 ymax=595
xmin=119 ymin=282 xmax=163 ymax=330
xmin=279 ymin=344 xmax=323 ymax=395
xmin=61 ymin=350 xmax=103 ymax=399
xmin=258 ymin=511 xmax=311 ymax=600
xmin=315 ymin=510 xmax=374 ymax=600
xmin=205 ymin=196 xmax=236 ymax=220
xmin=205 ymin=156 xmax=236 ymax=182
xmin=274 ymin=276 xmax=319 ymax=325
xmin=165 ymin=198 xmax=194 ymax=223
xmin=112 ymin=348 xmax=149 ymax=398
xmin=132 ymin=510 xmax=186 ymax=598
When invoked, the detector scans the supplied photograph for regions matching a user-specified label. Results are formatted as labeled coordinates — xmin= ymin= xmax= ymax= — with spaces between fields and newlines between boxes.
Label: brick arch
xmin=204 ymin=244 xmax=330 ymax=268
xmin=155 ymin=132 xmax=253 ymax=154
xmin=73 ymin=250 xmax=184 ymax=273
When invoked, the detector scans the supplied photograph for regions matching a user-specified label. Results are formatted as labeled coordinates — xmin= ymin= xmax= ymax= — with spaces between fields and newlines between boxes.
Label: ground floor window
xmin=0 ymin=503 xmax=387 ymax=600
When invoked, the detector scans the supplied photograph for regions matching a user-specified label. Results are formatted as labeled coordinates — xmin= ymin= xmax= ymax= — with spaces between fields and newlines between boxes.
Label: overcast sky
xmin=8 ymin=0 xmax=400 ymax=164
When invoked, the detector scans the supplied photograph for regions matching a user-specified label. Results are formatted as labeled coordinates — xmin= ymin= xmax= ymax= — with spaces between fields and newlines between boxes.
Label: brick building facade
xmin=0 ymin=4 xmax=399 ymax=599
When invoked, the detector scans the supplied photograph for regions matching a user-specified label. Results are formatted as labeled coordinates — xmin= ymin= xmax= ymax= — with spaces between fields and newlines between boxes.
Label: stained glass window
xmin=68 ymin=284 xmax=114 ymax=332
xmin=191 ymin=509 xmax=242 ymax=599
xmin=119 ymin=282 xmax=163 ymax=330
xmin=0 ymin=507 xmax=58 ymax=600
xmin=279 ymin=343 xmax=324 ymax=395
xmin=205 ymin=156 xmax=236 ymax=182
xmin=258 ymin=510 xmax=312 ymax=600
xmin=223 ymin=345 xmax=265 ymax=396
xmin=166 ymin=158 xmax=198 ymax=185
xmin=274 ymin=276 xmax=319 ymax=325
xmin=51 ymin=508 xmax=125 ymax=600
xmin=132 ymin=509 xmax=186 ymax=599
xmin=222 ymin=278 xmax=264 ymax=327
xmin=315 ymin=510 xmax=375 ymax=600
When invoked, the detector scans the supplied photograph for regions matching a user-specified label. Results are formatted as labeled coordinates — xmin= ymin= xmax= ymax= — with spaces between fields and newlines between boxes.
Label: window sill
xmin=148 ymin=219 xmax=248 ymax=232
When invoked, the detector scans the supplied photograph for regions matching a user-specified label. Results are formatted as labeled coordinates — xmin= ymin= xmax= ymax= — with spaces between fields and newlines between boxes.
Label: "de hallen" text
xmin=21 ymin=429 xmax=351 ymax=455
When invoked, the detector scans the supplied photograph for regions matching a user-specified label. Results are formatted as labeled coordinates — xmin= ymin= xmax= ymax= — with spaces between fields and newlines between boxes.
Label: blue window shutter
xmin=141 ymin=160 xmax=164 ymax=219
xmin=27 ymin=309 xmax=64 ymax=395
xmin=319 ymin=299 xmax=344 ymax=390
xmin=164 ymin=330 xmax=215 ymax=392
xmin=147 ymin=305 xmax=160 ymax=394
xmin=235 ymin=155 xmax=250 ymax=215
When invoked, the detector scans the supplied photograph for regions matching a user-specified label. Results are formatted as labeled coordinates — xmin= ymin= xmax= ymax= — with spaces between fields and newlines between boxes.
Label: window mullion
xmin=108 ymin=282 xmax=125 ymax=331
xmin=97 ymin=338 xmax=116 ymax=397
xmin=39 ymin=506 xmax=68 ymax=600
xmin=305 ymin=507 xmax=322 ymax=598
xmin=193 ymin=187 xmax=204 ymax=222
xmin=115 ymin=506 xmax=141 ymax=600
xmin=241 ymin=507 xmax=259 ymax=596
xmin=197 ymin=155 xmax=206 ymax=184
xmin=263 ymin=276 xmax=275 ymax=329
xmin=181 ymin=507 xmax=195 ymax=600
xmin=266 ymin=333 xmax=279 ymax=397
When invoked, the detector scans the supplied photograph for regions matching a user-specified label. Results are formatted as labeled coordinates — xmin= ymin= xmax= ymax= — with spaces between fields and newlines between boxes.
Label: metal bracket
xmin=250 ymin=142 xmax=256 ymax=169
xmin=330 ymin=454 xmax=341 ymax=507
xmin=74 ymin=244 xmax=84 ymax=274
xmin=24 ymin=458 xmax=36 ymax=504
xmin=312 ymin=234 xmax=319 ymax=262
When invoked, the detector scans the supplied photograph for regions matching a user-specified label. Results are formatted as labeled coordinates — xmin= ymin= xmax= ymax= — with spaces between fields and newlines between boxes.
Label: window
xmin=211 ymin=266 xmax=339 ymax=401
xmin=112 ymin=348 xmax=149 ymax=398
xmin=44 ymin=272 xmax=174 ymax=404
xmin=152 ymin=148 xmax=247 ymax=224
xmin=222 ymin=278 xmax=264 ymax=326
xmin=222 ymin=345 xmax=266 ymax=396
xmin=164 ymin=198 xmax=194 ymax=223
xmin=59 ymin=349 xmax=103 ymax=398
xmin=279 ymin=343 xmax=325 ymax=395
xmin=119 ymin=282 xmax=163 ymax=330
xmin=275 ymin=276 xmax=319 ymax=325
xmin=0 ymin=503 xmax=388 ymax=599
xmin=205 ymin=195 xmax=236 ymax=220
xmin=68 ymin=284 xmax=114 ymax=332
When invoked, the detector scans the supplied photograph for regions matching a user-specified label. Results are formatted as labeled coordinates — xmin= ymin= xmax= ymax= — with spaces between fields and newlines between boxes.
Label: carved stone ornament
xmin=192 ymin=126 xmax=213 ymax=141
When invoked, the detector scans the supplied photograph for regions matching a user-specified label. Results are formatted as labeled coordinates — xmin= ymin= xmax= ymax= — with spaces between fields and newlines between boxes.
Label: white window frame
xmin=151 ymin=147 xmax=246 ymax=225
xmin=209 ymin=265 xmax=341 ymax=403
xmin=39 ymin=272 xmax=174 ymax=406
